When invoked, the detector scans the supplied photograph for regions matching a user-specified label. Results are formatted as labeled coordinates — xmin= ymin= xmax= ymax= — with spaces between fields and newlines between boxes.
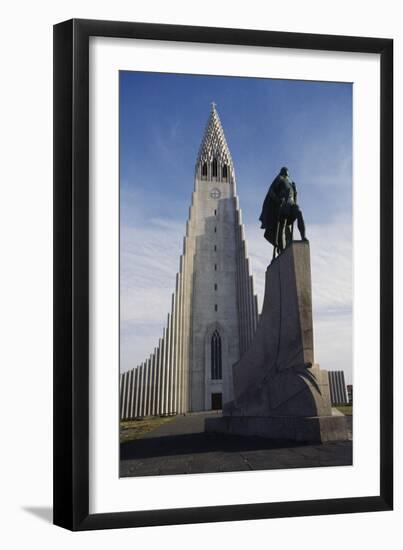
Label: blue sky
xmin=120 ymin=71 xmax=353 ymax=384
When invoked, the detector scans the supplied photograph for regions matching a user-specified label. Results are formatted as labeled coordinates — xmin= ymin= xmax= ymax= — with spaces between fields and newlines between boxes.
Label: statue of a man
xmin=259 ymin=167 xmax=307 ymax=257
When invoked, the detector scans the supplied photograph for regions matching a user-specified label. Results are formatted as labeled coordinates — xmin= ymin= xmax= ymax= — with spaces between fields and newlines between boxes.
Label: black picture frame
xmin=53 ymin=18 xmax=393 ymax=531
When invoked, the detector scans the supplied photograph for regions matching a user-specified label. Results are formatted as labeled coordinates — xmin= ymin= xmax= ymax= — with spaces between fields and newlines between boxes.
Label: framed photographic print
xmin=53 ymin=19 xmax=393 ymax=530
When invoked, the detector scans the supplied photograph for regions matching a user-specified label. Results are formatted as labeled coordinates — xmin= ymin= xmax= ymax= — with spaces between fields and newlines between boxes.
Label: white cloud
xmin=120 ymin=219 xmax=184 ymax=371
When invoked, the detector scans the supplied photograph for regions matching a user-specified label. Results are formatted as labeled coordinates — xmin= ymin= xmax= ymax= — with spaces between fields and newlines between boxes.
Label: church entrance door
xmin=211 ymin=393 xmax=222 ymax=410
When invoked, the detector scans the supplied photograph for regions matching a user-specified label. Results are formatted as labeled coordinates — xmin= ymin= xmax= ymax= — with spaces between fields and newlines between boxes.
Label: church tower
xmin=120 ymin=104 xmax=259 ymax=418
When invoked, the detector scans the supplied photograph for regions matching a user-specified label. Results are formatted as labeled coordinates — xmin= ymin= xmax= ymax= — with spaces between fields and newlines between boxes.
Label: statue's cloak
xmin=259 ymin=181 xmax=280 ymax=246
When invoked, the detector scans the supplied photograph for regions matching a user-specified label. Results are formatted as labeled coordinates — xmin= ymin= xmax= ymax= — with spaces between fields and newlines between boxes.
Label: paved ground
xmin=120 ymin=412 xmax=352 ymax=477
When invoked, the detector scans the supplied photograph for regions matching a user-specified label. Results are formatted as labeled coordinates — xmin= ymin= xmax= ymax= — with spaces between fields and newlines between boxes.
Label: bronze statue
xmin=259 ymin=167 xmax=307 ymax=258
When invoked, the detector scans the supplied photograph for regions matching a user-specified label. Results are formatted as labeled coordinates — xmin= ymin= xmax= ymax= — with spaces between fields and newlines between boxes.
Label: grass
xmin=335 ymin=405 xmax=353 ymax=416
xmin=120 ymin=416 xmax=175 ymax=444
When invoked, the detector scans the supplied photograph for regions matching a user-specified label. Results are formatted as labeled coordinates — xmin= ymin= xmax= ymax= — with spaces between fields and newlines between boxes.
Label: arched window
xmin=222 ymin=164 xmax=228 ymax=179
xmin=202 ymin=162 xmax=207 ymax=177
xmin=211 ymin=330 xmax=222 ymax=380
xmin=212 ymin=158 xmax=218 ymax=177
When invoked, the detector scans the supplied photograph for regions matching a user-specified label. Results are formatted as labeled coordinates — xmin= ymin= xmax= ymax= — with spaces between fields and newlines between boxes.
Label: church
xmin=120 ymin=104 xmax=258 ymax=419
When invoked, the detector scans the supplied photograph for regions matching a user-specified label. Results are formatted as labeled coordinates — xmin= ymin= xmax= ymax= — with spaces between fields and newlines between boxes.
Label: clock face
xmin=210 ymin=188 xmax=221 ymax=199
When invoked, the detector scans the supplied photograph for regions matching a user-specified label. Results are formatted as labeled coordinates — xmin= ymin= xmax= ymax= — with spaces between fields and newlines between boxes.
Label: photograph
xmin=118 ymin=70 xmax=353 ymax=477
xmin=0 ymin=0 xmax=395 ymax=540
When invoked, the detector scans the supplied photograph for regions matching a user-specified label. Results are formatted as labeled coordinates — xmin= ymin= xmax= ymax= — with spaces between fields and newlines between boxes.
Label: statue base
xmin=205 ymin=242 xmax=350 ymax=443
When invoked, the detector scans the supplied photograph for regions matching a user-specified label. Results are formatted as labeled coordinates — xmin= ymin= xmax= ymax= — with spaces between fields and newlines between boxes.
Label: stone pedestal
xmin=205 ymin=241 xmax=349 ymax=442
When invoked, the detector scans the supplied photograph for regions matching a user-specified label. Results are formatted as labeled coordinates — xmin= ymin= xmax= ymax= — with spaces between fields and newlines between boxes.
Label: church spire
xmin=195 ymin=103 xmax=235 ymax=184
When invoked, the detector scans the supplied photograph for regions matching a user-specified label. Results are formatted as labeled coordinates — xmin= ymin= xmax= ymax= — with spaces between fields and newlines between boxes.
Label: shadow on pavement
xmin=120 ymin=432 xmax=308 ymax=460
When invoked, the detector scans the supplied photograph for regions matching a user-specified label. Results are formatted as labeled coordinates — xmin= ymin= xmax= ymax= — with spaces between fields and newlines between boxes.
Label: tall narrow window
xmin=222 ymin=164 xmax=228 ymax=178
xmin=202 ymin=162 xmax=207 ymax=177
xmin=211 ymin=330 xmax=222 ymax=380
xmin=212 ymin=158 xmax=218 ymax=177
xmin=214 ymin=283 xmax=217 ymax=291
xmin=214 ymin=304 xmax=218 ymax=312
xmin=214 ymin=245 xmax=217 ymax=251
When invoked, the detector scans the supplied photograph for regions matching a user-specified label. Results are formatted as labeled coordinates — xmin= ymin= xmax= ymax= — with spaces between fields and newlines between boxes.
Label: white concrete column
xmin=157 ymin=342 xmax=163 ymax=414
xmin=183 ymin=220 xmax=195 ymax=413
xmin=142 ymin=361 xmax=148 ymax=416
xmin=154 ymin=343 xmax=161 ymax=415
xmin=134 ymin=367 xmax=140 ymax=418
xmin=179 ymin=267 xmax=185 ymax=413
xmin=168 ymin=295 xmax=175 ymax=414
xmin=130 ymin=369 xmax=136 ymax=419
xmin=145 ymin=358 xmax=151 ymax=416
xmin=172 ymin=277 xmax=180 ymax=413
xmin=239 ymin=231 xmax=247 ymax=355
xmin=183 ymin=254 xmax=189 ymax=412
xmin=128 ymin=369 xmax=135 ymax=419
xmin=125 ymin=369 xmax=133 ymax=419
xmin=164 ymin=315 xmax=171 ymax=415
xmin=143 ymin=362 xmax=148 ymax=417
xmin=149 ymin=356 xmax=154 ymax=415
xmin=178 ymin=260 xmax=185 ymax=413
xmin=119 ymin=373 xmax=125 ymax=420
xmin=182 ymin=254 xmax=189 ymax=413
xmin=236 ymin=227 xmax=245 ymax=355
xmin=244 ymin=250 xmax=252 ymax=349
xmin=149 ymin=356 xmax=154 ymax=416
xmin=171 ymin=290 xmax=177 ymax=415
xmin=151 ymin=349 xmax=157 ymax=415
xmin=138 ymin=363 xmax=144 ymax=417
xmin=241 ymin=244 xmax=249 ymax=350
xmin=121 ymin=371 xmax=127 ymax=420
xmin=124 ymin=371 xmax=130 ymax=420
xmin=253 ymin=294 xmax=259 ymax=331
xmin=248 ymin=274 xmax=256 ymax=337
xmin=160 ymin=331 xmax=166 ymax=414
xmin=149 ymin=357 xmax=154 ymax=415
xmin=245 ymin=258 xmax=252 ymax=348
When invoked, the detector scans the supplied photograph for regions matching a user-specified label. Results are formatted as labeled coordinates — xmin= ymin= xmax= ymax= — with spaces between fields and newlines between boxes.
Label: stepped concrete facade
xmin=206 ymin=241 xmax=349 ymax=442
xmin=120 ymin=104 xmax=258 ymax=419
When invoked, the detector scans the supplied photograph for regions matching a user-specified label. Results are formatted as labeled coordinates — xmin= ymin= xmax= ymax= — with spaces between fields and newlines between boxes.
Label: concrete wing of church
xmin=120 ymin=104 xmax=259 ymax=419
